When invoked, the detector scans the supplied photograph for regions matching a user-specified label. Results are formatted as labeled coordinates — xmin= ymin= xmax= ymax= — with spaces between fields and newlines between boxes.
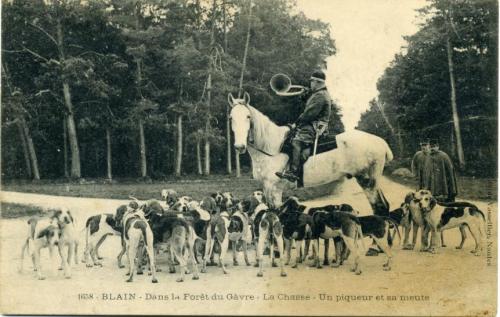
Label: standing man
xmin=411 ymin=140 xmax=431 ymax=190
xmin=276 ymin=70 xmax=331 ymax=182
xmin=422 ymin=139 xmax=458 ymax=203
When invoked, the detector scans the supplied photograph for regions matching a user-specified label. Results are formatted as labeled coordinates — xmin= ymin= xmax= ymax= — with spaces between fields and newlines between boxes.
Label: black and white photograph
xmin=0 ymin=0 xmax=497 ymax=315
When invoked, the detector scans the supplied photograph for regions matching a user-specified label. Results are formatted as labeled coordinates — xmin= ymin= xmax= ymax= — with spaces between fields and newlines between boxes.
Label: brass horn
xmin=270 ymin=73 xmax=306 ymax=96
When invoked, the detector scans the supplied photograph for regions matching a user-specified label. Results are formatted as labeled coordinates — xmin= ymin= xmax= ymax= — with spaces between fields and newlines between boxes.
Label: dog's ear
xmin=430 ymin=197 xmax=437 ymax=210
xmin=298 ymin=205 xmax=307 ymax=213
xmin=404 ymin=192 xmax=415 ymax=204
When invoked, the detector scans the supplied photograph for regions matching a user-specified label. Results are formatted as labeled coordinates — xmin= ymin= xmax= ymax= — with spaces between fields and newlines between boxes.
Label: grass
xmin=386 ymin=174 xmax=497 ymax=201
xmin=0 ymin=202 xmax=45 ymax=219
xmin=2 ymin=174 xmax=262 ymax=201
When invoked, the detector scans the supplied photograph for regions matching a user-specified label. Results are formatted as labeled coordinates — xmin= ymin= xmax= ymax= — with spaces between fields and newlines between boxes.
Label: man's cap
xmin=429 ymin=139 xmax=439 ymax=146
xmin=419 ymin=139 xmax=430 ymax=146
xmin=310 ymin=70 xmax=326 ymax=82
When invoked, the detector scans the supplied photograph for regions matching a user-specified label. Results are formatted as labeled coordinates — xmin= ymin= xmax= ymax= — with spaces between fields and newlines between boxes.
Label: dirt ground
xmin=0 ymin=177 xmax=497 ymax=316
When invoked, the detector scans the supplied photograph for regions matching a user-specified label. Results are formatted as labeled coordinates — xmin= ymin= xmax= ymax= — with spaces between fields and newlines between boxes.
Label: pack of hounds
xmin=19 ymin=189 xmax=486 ymax=282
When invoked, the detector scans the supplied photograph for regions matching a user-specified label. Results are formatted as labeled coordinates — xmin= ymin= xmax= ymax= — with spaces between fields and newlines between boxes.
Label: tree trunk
xmin=18 ymin=121 xmax=32 ymax=179
xmin=21 ymin=118 xmax=40 ymax=180
xmin=175 ymin=115 xmax=183 ymax=177
xmin=196 ymin=137 xmax=203 ymax=175
xmin=446 ymin=35 xmax=465 ymax=169
xmin=226 ymin=106 xmax=232 ymax=174
xmin=63 ymin=118 xmax=69 ymax=178
xmin=139 ymin=119 xmax=147 ymax=178
xmin=235 ymin=0 xmax=253 ymax=178
xmin=57 ymin=18 xmax=81 ymax=178
xmin=223 ymin=0 xmax=232 ymax=174
xmin=106 ymin=127 xmax=112 ymax=180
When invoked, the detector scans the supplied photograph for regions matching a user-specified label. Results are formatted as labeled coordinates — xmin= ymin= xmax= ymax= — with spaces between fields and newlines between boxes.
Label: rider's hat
xmin=310 ymin=69 xmax=326 ymax=82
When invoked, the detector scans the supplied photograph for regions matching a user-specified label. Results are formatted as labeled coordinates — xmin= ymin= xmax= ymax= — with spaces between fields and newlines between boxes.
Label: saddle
xmin=281 ymin=127 xmax=338 ymax=187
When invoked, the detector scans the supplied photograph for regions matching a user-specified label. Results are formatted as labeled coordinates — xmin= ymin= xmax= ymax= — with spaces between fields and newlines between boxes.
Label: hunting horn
xmin=270 ymin=73 xmax=306 ymax=96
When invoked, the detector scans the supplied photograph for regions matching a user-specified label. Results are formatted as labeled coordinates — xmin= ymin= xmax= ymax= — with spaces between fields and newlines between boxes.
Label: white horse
xmin=228 ymin=92 xmax=394 ymax=215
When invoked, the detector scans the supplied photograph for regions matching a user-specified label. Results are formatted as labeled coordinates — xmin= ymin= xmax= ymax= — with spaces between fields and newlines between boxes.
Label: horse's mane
xmin=247 ymin=105 xmax=289 ymax=155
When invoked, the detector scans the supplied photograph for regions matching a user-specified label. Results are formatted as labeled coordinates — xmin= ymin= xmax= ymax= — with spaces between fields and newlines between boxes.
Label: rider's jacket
xmin=296 ymin=87 xmax=331 ymax=127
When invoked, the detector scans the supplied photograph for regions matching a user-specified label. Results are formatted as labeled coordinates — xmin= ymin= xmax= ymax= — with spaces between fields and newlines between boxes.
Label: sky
xmin=295 ymin=0 xmax=427 ymax=130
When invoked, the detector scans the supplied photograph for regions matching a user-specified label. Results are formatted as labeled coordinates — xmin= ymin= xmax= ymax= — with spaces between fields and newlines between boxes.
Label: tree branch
xmin=21 ymin=46 xmax=50 ymax=63
xmin=29 ymin=23 xmax=58 ymax=47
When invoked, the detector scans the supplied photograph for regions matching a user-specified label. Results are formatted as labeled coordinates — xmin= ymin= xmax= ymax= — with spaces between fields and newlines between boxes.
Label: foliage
xmin=2 ymin=0 xmax=336 ymax=179
xmin=357 ymin=0 xmax=497 ymax=177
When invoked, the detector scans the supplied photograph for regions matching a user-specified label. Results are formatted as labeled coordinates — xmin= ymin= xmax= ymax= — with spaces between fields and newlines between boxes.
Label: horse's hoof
xmin=169 ymin=268 xmax=176 ymax=274
xmin=441 ymin=244 xmax=447 ymax=248
xmin=383 ymin=266 xmax=391 ymax=271
xmin=58 ymin=267 xmax=63 ymax=271
xmin=86 ymin=264 xmax=93 ymax=268
xmin=331 ymin=263 xmax=340 ymax=268
xmin=403 ymin=244 xmax=413 ymax=250
xmin=253 ymin=263 xmax=259 ymax=268
xmin=257 ymin=272 xmax=263 ymax=277
xmin=456 ymin=246 xmax=463 ymax=250
xmin=355 ymin=270 xmax=362 ymax=275
xmin=245 ymin=262 xmax=251 ymax=266
xmin=38 ymin=276 xmax=46 ymax=280
xmin=118 ymin=265 xmax=125 ymax=269
xmin=272 ymin=262 xmax=278 ymax=268
xmin=291 ymin=264 xmax=298 ymax=269
xmin=126 ymin=278 xmax=133 ymax=283
xmin=137 ymin=271 xmax=143 ymax=275
xmin=125 ymin=272 xmax=130 ymax=276
xmin=323 ymin=260 xmax=329 ymax=266
xmin=152 ymin=278 xmax=158 ymax=283
xmin=233 ymin=261 xmax=239 ymax=266
xmin=308 ymin=255 xmax=314 ymax=260
xmin=156 ymin=268 xmax=162 ymax=272
xmin=316 ymin=265 xmax=323 ymax=269
xmin=176 ymin=278 xmax=184 ymax=282
xmin=280 ymin=272 xmax=287 ymax=277
xmin=223 ymin=270 xmax=229 ymax=274
xmin=192 ymin=276 xmax=199 ymax=280
xmin=148 ymin=272 xmax=152 ymax=276
xmin=201 ymin=268 xmax=207 ymax=273
xmin=97 ymin=256 xmax=104 ymax=260
xmin=65 ymin=275 xmax=71 ymax=279
xmin=350 ymin=267 xmax=355 ymax=272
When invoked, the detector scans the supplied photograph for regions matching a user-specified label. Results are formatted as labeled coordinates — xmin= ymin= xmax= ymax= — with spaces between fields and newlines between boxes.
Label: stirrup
xmin=275 ymin=171 xmax=298 ymax=182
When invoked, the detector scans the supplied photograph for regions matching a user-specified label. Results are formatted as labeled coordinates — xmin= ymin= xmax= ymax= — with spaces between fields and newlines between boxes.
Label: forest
xmin=1 ymin=0 xmax=497 ymax=181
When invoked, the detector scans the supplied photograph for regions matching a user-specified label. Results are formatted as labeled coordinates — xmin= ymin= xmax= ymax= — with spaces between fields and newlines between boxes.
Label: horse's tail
xmin=384 ymin=140 xmax=394 ymax=163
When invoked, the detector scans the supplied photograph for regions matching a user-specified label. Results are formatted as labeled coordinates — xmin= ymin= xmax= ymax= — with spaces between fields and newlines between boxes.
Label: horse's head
xmin=228 ymin=92 xmax=251 ymax=154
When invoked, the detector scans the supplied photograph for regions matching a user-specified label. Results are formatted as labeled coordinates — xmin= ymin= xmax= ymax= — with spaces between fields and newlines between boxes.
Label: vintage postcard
xmin=0 ymin=0 xmax=497 ymax=315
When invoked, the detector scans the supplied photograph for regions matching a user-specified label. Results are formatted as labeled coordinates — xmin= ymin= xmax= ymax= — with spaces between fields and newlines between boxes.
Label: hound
xmin=19 ymin=216 xmax=61 ymax=280
xmin=120 ymin=204 xmax=157 ymax=283
xmin=55 ymin=208 xmax=79 ymax=278
xmin=253 ymin=205 xmax=287 ymax=277
xmin=146 ymin=211 xmax=200 ymax=282
xmin=161 ymin=189 xmax=178 ymax=210
xmin=279 ymin=196 xmax=354 ymax=266
xmin=279 ymin=210 xmax=312 ymax=268
xmin=202 ymin=211 xmax=231 ymax=274
xmin=413 ymin=190 xmax=485 ymax=255
xmin=228 ymin=209 xmax=252 ymax=266
xmin=83 ymin=213 xmax=121 ymax=267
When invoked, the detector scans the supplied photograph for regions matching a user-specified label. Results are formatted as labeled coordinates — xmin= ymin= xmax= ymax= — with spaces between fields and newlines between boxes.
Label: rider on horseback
xmin=276 ymin=70 xmax=332 ymax=182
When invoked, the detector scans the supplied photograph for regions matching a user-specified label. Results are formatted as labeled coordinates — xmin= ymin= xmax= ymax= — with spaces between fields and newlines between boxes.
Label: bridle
xmin=231 ymin=101 xmax=274 ymax=157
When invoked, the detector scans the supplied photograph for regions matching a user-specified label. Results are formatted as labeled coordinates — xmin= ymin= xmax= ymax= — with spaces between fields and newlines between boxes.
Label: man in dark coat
xmin=422 ymin=140 xmax=458 ymax=202
xmin=276 ymin=70 xmax=331 ymax=182
xmin=411 ymin=139 xmax=431 ymax=190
